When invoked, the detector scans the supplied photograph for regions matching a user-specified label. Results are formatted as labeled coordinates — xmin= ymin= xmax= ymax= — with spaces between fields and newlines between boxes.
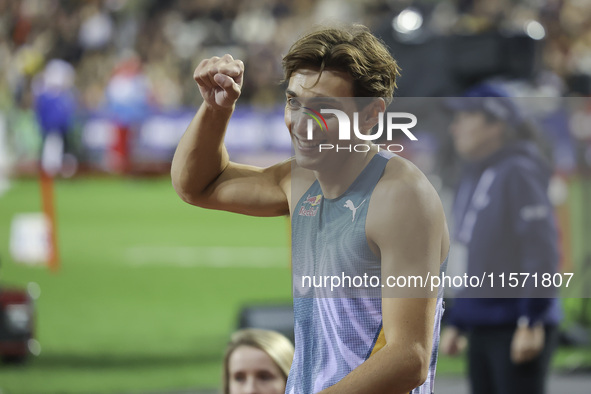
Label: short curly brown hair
xmin=282 ymin=24 xmax=401 ymax=102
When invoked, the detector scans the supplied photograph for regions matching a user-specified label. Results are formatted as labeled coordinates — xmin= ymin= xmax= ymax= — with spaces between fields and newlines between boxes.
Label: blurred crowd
xmin=0 ymin=0 xmax=590 ymax=175
xmin=1 ymin=0 xmax=591 ymax=115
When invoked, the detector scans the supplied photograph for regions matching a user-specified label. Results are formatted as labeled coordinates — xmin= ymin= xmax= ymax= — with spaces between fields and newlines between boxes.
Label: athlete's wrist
xmin=202 ymin=101 xmax=235 ymax=115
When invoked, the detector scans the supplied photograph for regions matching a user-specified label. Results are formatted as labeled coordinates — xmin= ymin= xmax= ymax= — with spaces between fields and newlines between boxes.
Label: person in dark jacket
xmin=440 ymin=84 xmax=562 ymax=394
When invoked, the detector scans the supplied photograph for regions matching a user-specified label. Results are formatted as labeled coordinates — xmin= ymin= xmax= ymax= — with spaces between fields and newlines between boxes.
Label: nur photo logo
xmin=305 ymin=107 xmax=419 ymax=153
xmin=303 ymin=107 xmax=329 ymax=134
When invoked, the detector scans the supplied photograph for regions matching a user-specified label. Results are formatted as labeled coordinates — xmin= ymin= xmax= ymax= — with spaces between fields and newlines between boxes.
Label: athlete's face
xmin=284 ymin=68 xmax=357 ymax=170
xmin=228 ymin=345 xmax=286 ymax=394
xmin=449 ymin=111 xmax=504 ymax=161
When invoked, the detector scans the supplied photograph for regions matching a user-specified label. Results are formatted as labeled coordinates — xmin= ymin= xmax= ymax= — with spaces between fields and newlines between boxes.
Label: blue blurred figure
xmin=441 ymin=83 xmax=562 ymax=394
xmin=33 ymin=59 xmax=77 ymax=177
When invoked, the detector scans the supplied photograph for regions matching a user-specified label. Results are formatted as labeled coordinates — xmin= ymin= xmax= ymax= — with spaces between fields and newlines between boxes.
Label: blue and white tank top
xmin=287 ymin=151 xmax=445 ymax=394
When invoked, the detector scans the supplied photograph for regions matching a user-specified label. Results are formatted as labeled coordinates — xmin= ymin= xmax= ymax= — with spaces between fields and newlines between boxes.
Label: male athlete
xmin=172 ymin=25 xmax=449 ymax=394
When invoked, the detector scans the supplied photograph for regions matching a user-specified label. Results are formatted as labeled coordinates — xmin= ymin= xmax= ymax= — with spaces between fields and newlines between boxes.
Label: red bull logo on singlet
xmin=299 ymin=194 xmax=322 ymax=217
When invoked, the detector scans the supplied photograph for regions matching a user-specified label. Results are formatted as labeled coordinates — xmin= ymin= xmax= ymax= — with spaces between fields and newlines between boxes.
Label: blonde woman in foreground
xmin=223 ymin=329 xmax=294 ymax=394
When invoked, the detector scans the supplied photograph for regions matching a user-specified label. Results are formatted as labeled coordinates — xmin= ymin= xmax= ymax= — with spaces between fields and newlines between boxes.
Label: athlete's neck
xmin=314 ymin=150 xmax=376 ymax=199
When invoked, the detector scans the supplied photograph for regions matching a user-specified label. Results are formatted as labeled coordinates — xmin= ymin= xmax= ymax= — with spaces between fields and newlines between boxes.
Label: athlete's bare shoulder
xmin=368 ymin=154 xmax=449 ymax=260
xmin=378 ymin=155 xmax=434 ymax=193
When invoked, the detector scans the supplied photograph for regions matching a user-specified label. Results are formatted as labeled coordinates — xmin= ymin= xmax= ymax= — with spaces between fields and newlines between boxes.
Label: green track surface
xmin=0 ymin=177 xmax=292 ymax=393
xmin=0 ymin=177 xmax=590 ymax=393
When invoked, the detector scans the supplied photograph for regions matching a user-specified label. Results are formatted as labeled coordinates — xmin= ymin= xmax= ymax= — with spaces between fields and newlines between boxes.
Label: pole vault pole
xmin=39 ymin=168 xmax=59 ymax=271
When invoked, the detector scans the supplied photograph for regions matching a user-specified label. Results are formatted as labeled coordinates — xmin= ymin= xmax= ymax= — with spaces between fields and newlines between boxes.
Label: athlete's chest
xmin=293 ymin=191 xmax=376 ymax=261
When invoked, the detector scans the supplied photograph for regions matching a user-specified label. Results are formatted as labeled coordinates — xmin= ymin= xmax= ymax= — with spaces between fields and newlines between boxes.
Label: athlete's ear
xmin=360 ymin=98 xmax=385 ymax=131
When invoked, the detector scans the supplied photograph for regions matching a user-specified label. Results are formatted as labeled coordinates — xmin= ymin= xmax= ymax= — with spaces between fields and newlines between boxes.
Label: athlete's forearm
xmin=171 ymin=103 xmax=233 ymax=203
xmin=318 ymin=342 xmax=429 ymax=394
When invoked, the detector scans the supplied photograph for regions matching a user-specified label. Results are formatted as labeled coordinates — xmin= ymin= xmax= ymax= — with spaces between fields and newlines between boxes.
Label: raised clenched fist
xmin=193 ymin=54 xmax=244 ymax=110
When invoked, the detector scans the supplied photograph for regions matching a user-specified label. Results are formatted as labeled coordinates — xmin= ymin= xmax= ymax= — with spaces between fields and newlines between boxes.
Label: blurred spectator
xmin=441 ymin=83 xmax=562 ymax=394
xmin=33 ymin=59 xmax=77 ymax=176
xmin=105 ymin=52 xmax=151 ymax=124
xmin=0 ymin=0 xmax=590 ymax=173
xmin=0 ymin=0 xmax=588 ymax=114
xmin=223 ymin=328 xmax=294 ymax=394
xmin=78 ymin=2 xmax=114 ymax=51
xmin=104 ymin=52 xmax=151 ymax=173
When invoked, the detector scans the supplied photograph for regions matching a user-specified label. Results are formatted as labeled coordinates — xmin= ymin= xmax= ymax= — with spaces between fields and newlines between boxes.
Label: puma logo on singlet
xmin=344 ymin=199 xmax=366 ymax=222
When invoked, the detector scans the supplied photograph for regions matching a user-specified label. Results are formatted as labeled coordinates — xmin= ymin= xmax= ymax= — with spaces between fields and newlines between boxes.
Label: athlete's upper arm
xmin=367 ymin=160 xmax=448 ymax=378
xmin=187 ymin=159 xmax=292 ymax=217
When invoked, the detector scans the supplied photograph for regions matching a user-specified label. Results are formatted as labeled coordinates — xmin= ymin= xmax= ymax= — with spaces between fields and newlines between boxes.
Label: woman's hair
xmin=282 ymin=24 xmax=401 ymax=103
xmin=222 ymin=328 xmax=295 ymax=394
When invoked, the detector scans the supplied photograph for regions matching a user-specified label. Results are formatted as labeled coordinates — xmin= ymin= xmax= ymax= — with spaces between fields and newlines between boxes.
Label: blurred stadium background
xmin=1 ymin=0 xmax=591 ymax=393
